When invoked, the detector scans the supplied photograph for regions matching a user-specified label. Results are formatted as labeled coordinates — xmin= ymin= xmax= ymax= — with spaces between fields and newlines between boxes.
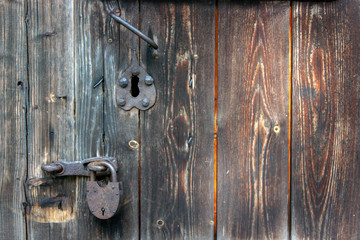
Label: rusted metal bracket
xmin=41 ymin=157 xmax=118 ymax=177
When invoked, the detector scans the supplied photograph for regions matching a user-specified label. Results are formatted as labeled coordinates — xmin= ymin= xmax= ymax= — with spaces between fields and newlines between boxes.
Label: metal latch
xmin=42 ymin=157 xmax=123 ymax=220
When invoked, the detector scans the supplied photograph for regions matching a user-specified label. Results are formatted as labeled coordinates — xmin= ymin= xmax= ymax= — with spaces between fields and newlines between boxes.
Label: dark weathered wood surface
xmin=291 ymin=0 xmax=360 ymax=239
xmin=103 ymin=0 xmax=140 ymax=239
xmin=24 ymin=0 xmax=141 ymax=239
xmin=74 ymin=0 xmax=108 ymax=238
xmin=0 ymin=1 xmax=27 ymax=239
xmin=140 ymin=1 xmax=215 ymax=239
xmin=217 ymin=1 xmax=290 ymax=239
xmin=1 ymin=0 xmax=360 ymax=239
xmin=25 ymin=0 xmax=77 ymax=239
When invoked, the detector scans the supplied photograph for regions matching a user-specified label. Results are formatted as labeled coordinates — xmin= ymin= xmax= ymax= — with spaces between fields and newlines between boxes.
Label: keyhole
xmin=101 ymin=207 xmax=105 ymax=216
xmin=130 ymin=75 xmax=140 ymax=97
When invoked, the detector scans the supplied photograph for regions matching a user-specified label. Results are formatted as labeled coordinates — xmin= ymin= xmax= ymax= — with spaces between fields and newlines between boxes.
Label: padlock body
xmin=86 ymin=181 xmax=122 ymax=219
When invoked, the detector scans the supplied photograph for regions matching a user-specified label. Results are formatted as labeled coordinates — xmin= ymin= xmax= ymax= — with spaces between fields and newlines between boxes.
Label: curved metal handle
xmin=110 ymin=13 xmax=158 ymax=49
xmin=88 ymin=161 xmax=117 ymax=182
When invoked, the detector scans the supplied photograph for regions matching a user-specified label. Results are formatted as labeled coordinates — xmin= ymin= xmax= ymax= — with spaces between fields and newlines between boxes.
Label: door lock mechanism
xmin=87 ymin=161 xmax=122 ymax=219
xmin=42 ymin=157 xmax=123 ymax=220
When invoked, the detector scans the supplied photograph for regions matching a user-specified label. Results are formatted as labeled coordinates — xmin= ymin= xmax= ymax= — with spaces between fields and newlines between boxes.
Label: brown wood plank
xmin=291 ymin=0 xmax=360 ymax=239
xmin=217 ymin=1 xmax=289 ymax=239
xmin=25 ymin=1 xmax=77 ymax=239
xmin=0 ymin=1 xmax=27 ymax=239
xmin=103 ymin=0 xmax=140 ymax=239
xmin=140 ymin=1 xmax=215 ymax=239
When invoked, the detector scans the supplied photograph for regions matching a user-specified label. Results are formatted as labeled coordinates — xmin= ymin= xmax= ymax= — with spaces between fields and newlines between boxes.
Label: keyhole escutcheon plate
xmin=115 ymin=52 xmax=156 ymax=111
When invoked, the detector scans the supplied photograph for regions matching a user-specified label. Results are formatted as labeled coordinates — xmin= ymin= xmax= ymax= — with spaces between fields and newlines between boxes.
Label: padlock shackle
xmin=89 ymin=161 xmax=117 ymax=182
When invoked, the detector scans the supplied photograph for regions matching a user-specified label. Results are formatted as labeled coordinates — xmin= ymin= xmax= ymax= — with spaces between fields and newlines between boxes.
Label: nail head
xmin=142 ymin=98 xmax=150 ymax=107
xmin=144 ymin=76 xmax=154 ymax=86
xmin=119 ymin=78 xmax=128 ymax=88
xmin=118 ymin=98 xmax=126 ymax=106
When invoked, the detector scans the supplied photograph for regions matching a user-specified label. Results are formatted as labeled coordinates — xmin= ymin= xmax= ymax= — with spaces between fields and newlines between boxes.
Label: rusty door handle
xmin=110 ymin=13 xmax=158 ymax=49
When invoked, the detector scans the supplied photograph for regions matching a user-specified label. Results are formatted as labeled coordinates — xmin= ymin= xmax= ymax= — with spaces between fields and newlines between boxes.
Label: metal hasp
xmin=86 ymin=161 xmax=123 ymax=219
xmin=41 ymin=157 xmax=118 ymax=177
xmin=41 ymin=157 xmax=122 ymax=220
xmin=115 ymin=51 xmax=156 ymax=111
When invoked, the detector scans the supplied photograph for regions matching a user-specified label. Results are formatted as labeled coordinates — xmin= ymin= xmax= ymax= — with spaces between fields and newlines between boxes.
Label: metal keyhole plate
xmin=115 ymin=52 xmax=156 ymax=111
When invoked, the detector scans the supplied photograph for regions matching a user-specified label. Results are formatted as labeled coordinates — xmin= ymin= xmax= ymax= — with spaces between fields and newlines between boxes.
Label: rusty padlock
xmin=86 ymin=161 xmax=123 ymax=219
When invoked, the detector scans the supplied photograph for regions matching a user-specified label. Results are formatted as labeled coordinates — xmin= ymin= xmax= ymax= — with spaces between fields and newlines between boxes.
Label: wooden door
xmin=0 ymin=0 xmax=359 ymax=239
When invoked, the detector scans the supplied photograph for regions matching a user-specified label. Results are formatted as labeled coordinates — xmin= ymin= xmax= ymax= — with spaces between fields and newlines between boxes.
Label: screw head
xmin=119 ymin=78 xmax=128 ymax=88
xmin=142 ymin=98 xmax=150 ymax=107
xmin=144 ymin=75 xmax=154 ymax=86
xmin=118 ymin=98 xmax=126 ymax=106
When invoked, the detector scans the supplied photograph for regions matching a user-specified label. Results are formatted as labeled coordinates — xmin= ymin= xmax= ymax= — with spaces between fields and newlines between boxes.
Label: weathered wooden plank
xmin=217 ymin=1 xmax=289 ymax=239
xmin=0 ymin=1 xmax=27 ymax=239
xmin=74 ymin=0 xmax=105 ymax=163
xmin=140 ymin=1 xmax=215 ymax=239
xmin=73 ymin=0 xmax=108 ymax=238
xmin=25 ymin=0 xmax=76 ymax=239
xmin=292 ymin=0 xmax=360 ymax=239
xmin=103 ymin=0 xmax=140 ymax=239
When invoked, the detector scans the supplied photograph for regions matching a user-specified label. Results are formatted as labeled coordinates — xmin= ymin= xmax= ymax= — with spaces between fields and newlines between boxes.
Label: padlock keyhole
xmin=101 ymin=207 xmax=105 ymax=216
xmin=130 ymin=75 xmax=140 ymax=97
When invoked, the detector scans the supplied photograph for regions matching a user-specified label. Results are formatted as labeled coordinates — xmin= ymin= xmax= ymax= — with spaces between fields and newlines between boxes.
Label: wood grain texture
xmin=217 ymin=1 xmax=289 ymax=239
xmin=25 ymin=0 xmax=76 ymax=239
xmin=292 ymin=0 xmax=360 ymax=239
xmin=73 ymin=0 xmax=108 ymax=238
xmin=75 ymin=0 xmax=105 ymax=163
xmin=103 ymin=0 xmax=140 ymax=239
xmin=140 ymin=1 xmax=215 ymax=239
xmin=0 ymin=1 xmax=27 ymax=239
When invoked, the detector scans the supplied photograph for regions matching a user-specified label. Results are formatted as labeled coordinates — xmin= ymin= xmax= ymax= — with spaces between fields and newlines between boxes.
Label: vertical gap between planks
xmin=138 ymin=1 xmax=142 ymax=239
xmin=24 ymin=0 xmax=30 ymax=239
xmin=72 ymin=0 xmax=76 ymax=160
xmin=214 ymin=1 xmax=219 ymax=239
xmin=101 ymin=2 xmax=106 ymax=174
xmin=288 ymin=1 xmax=293 ymax=239
xmin=138 ymin=107 xmax=142 ymax=240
